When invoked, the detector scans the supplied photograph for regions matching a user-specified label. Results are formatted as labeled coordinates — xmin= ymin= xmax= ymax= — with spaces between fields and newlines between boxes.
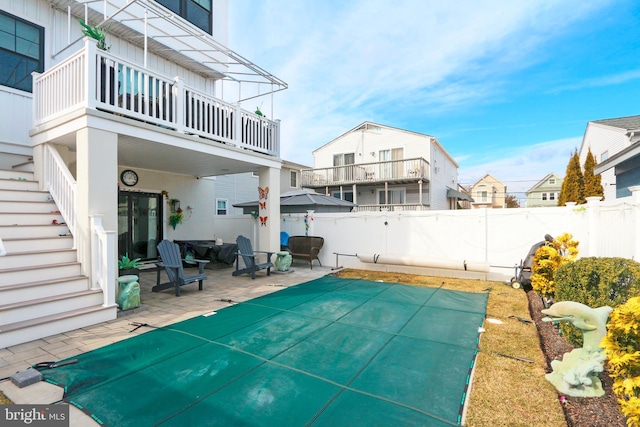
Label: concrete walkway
xmin=0 ymin=262 xmax=332 ymax=424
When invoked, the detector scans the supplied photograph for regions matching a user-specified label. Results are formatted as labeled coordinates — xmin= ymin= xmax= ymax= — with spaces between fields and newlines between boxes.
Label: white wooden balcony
xmin=301 ymin=158 xmax=430 ymax=187
xmin=33 ymin=40 xmax=279 ymax=157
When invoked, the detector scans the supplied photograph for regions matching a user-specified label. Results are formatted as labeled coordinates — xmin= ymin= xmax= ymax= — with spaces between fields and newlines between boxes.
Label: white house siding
xmin=580 ymin=122 xmax=631 ymax=201
xmin=311 ymin=124 xmax=459 ymax=210
xmin=429 ymin=140 xmax=458 ymax=210
xmin=313 ymin=126 xmax=431 ymax=168
xmin=0 ymin=0 xmax=229 ymax=159
xmin=213 ymin=172 xmax=259 ymax=215
xmin=0 ymin=0 xmax=50 ymax=155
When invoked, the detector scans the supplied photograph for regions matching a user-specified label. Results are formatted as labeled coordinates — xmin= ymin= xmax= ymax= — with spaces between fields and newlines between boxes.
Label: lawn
xmin=333 ymin=269 xmax=567 ymax=427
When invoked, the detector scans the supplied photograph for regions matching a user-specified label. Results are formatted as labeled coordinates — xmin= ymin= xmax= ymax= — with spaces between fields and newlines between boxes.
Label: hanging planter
xmin=169 ymin=208 xmax=183 ymax=229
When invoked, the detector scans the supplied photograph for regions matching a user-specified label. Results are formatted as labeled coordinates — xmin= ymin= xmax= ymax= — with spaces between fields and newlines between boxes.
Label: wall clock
xmin=120 ymin=169 xmax=139 ymax=186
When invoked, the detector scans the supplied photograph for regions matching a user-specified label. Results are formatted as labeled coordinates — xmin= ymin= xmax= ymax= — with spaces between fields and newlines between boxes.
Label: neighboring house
xmin=525 ymin=173 xmax=563 ymax=207
xmin=579 ymin=115 xmax=640 ymax=199
xmin=301 ymin=122 xmax=466 ymax=211
xmin=0 ymin=0 xmax=287 ymax=347
xmin=469 ymin=174 xmax=507 ymax=209
xmin=213 ymin=160 xmax=309 ymax=215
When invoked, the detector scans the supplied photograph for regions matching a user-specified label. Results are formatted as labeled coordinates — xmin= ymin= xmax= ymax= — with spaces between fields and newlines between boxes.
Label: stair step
xmin=0 ymin=170 xmax=34 ymax=180
xmin=0 ymin=178 xmax=38 ymax=191
xmin=0 ymin=249 xmax=77 ymax=269
xmin=0 ymin=200 xmax=58 ymax=213
xmin=0 ymin=224 xmax=71 ymax=239
xmin=0 ymin=262 xmax=82 ymax=287
xmin=0 ymin=212 xmax=64 ymax=226
xmin=0 ymin=276 xmax=88 ymax=305
xmin=0 ymin=304 xmax=117 ymax=349
xmin=0 ymin=289 xmax=104 ymax=325
xmin=2 ymin=236 xmax=73 ymax=252
xmin=0 ymin=189 xmax=50 ymax=202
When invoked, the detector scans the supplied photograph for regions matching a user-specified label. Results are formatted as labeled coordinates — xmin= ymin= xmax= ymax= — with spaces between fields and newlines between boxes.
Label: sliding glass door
xmin=118 ymin=191 xmax=163 ymax=261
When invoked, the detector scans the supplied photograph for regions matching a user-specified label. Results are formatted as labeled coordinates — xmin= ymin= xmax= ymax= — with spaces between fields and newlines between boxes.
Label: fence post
xmin=630 ymin=186 xmax=640 ymax=260
xmin=173 ymin=76 xmax=184 ymax=133
xmin=586 ymin=197 xmax=602 ymax=257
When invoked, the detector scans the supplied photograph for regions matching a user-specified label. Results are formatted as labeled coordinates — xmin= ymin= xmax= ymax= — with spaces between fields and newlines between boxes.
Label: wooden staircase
xmin=0 ymin=168 xmax=117 ymax=349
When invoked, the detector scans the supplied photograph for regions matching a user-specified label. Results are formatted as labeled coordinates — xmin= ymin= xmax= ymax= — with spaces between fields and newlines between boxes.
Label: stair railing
xmin=43 ymin=143 xmax=77 ymax=247
xmin=91 ymin=215 xmax=117 ymax=308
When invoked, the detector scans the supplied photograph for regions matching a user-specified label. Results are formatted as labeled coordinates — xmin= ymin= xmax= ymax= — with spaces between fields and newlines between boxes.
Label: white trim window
xmin=0 ymin=11 xmax=44 ymax=92
xmin=378 ymin=188 xmax=405 ymax=204
xmin=290 ymin=170 xmax=298 ymax=188
xmin=542 ymin=193 xmax=548 ymax=201
xmin=216 ymin=198 xmax=228 ymax=215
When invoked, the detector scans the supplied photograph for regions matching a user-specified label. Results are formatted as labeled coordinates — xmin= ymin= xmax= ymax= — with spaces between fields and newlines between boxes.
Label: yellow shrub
xmin=530 ymin=233 xmax=579 ymax=298
xmin=601 ymin=297 xmax=640 ymax=426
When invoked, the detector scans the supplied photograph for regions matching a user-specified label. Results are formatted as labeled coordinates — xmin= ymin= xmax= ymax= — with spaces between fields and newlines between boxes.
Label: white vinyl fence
xmin=223 ymin=192 xmax=640 ymax=282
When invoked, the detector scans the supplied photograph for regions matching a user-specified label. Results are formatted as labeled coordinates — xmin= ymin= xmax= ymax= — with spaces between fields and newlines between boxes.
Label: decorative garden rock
xmin=275 ymin=251 xmax=292 ymax=271
xmin=117 ymin=275 xmax=140 ymax=311
xmin=541 ymin=301 xmax=613 ymax=397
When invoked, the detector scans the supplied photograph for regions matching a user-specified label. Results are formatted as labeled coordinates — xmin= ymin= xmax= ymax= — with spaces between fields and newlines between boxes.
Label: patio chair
xmin=153 ymin=239 xmax=209 ymax=296
xmin=232 ymin=235 xmax=274 ymax=279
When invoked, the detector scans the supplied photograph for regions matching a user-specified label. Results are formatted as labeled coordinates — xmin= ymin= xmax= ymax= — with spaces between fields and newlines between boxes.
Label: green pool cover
xmin=41 ymin=277 xmax=488 ymax=426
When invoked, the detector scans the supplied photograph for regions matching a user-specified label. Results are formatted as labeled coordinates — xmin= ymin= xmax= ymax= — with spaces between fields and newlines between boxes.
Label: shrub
xmin=601 ymin=297 xmax=640 ymax=426
xmin=530 ymin=233 xmax=579 ymax=298
xmin=555 ymin=257 xmax=640 ymax=347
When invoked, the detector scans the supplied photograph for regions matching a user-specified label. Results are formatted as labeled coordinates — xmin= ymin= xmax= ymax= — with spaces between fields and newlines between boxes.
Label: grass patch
xmin=334 ymin=269 xmax=566 ymax=427
xmin=0 ymin=391 xmax=12 ymax=404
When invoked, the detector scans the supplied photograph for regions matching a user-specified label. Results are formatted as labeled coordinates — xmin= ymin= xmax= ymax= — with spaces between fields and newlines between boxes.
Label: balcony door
xmin=118 ymin=191 xmax=163 ymax=261
xmin=333 ymin=153 xmax=355 ymax=182
xmin=379 ymin=148 xmax=403 ymax=179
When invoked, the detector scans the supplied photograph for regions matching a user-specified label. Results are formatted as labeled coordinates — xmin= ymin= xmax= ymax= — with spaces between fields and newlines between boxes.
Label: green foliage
xmin=119 ymin=253 xmax=141 ymax=270
xmin=558 ymin=150 xmax=584 ymax=206
xmin=555 ymin=257 xmax=640 ymax=346
xmin=169 ymin=209 xmax=183 ymax=229
xmin=79 ymin=19 xmax=108 ymax=51
xmin=530 ymin=233 xmax=579 ymax=298
xmin=583 ymin=148 xmax=604 ymax=201
xmin=601 ymin=296 xmax=640 ymax=426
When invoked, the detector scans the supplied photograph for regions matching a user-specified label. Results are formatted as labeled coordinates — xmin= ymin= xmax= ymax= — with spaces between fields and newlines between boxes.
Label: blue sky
xmin=229 ymin=0 xmax=640 ymax=197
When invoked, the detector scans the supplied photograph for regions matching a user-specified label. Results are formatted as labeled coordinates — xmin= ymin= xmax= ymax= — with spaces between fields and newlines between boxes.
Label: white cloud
xmin=458 ymin=136 xmax=581 ymax=196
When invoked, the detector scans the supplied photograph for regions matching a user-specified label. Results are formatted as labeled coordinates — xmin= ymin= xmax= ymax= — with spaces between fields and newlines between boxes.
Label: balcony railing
xmin=301 ymin=157 xmax=429 ymax=187
xmin=33 ymin=39 xmax=279 ymax=157
xmin=353 ymin=204 xmax=428 ymax=212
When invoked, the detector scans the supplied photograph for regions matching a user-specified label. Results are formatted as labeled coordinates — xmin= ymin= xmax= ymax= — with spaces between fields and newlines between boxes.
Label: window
xmin=333 ymin=153 xmax=355 ymax=181
xmin=332 ymin=191 xmax=353 ymax=202
xmin=0 ymin=11 xmax=44 ymax=92
xmin=542 ymin=193 xmax=547 ymax=200
xmin=479 ymin=191 xmax=488 ymax=202
xmin=549 ymin=179 xmax=555 ymax=185
xmin=378 ymin=188 xmax=405 ymax=204
xmin=216 ymin=198 xmax=228 ymax=215
xmin=290 ymin=170 xmax=297 ymax=188
xmin=155 ymin=0 xmax=212 ymax=33
xmin=549 ymin=192 xmax=556 ymax=201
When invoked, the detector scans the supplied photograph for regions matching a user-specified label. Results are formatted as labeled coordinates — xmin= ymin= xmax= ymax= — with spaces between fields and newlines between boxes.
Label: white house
xmin=0 ymin=0 xmax=287 ymax=347
xmin=300 ymin=122 xmax=466 ymax=211
xmin=579 ymin=115 xmax=640 ymax=200
xmin=213 ymin=160 xmax=309 ymax=215
xmin=525 ymin=173 xmax=563 ymax=207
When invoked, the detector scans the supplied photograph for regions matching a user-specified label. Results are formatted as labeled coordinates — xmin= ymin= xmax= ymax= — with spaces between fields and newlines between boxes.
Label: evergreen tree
xmin=583 ymin=148 xmax=604 ymax=201
xmin=558 ymin=150 xmax=584 ymax=205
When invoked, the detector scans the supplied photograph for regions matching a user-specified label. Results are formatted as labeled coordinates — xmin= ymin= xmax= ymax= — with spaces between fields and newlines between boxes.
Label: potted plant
xmin=119 ymin=253 xmax=142 ymax=276
xmin=79 ymin=19 xmax=109 ymax=51
xmin=169 ymin=208 xmax=184 ymax=230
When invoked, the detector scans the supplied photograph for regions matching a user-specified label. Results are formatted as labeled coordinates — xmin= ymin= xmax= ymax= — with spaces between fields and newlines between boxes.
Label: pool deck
xmin=0 ymin=263 xmax=331 ymax=425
